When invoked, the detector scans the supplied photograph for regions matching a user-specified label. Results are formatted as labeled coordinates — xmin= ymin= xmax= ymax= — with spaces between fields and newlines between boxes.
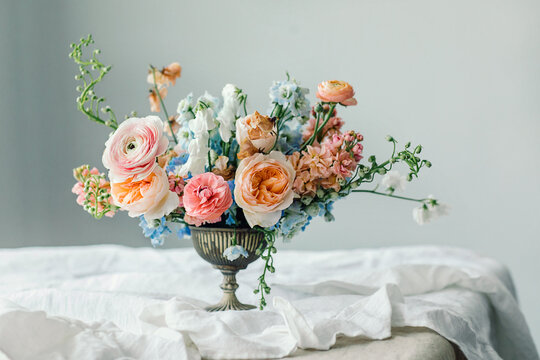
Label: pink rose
xmin=110 ymin=167 xmax=179 ymax=221
xmin=234 ymin=151 xmax=295 ymax=228
xmin=316 ymin=80 xmax=357 ymax=106
xmin=102 ymin=116 xmax=169 ymax=183
xmin=183 ymin=172 xmax=233 ymax=226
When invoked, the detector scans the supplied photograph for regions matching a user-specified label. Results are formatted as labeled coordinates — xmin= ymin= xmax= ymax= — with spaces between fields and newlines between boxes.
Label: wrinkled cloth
xmin=0 ymin=245 xmax=537 ymax=360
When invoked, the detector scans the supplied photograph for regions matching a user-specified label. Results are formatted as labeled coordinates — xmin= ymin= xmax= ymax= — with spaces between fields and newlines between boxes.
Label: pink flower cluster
xmin=168 ymin=173 xmax=185 ymax=207
xmin=290 ymin=131 xmax=364 ymax=196
xmin=72 ymin=166 xmax=117 ymax=218
xmin=302 ymin=115 xmax=344 ymax=144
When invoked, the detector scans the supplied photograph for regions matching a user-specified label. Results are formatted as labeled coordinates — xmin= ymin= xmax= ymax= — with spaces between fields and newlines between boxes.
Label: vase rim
xmin=188 ymin=226 xmax=256 ymax=232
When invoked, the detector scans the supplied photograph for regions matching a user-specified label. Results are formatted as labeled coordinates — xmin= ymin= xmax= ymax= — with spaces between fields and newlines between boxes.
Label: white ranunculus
xmin=381 ymin=170 xmax=407 ymax=192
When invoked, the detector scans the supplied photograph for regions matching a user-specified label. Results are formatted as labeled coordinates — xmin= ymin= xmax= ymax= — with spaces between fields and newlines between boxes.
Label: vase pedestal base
xmin=205 ymin=266 xmax=256 ymax=312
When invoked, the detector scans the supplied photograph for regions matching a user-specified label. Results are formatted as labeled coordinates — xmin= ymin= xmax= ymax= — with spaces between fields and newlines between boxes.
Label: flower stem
xmin=152 ymin=67 xmax=178 ymax=145
xmin=352 ymin=189 xmax=427 ymax=203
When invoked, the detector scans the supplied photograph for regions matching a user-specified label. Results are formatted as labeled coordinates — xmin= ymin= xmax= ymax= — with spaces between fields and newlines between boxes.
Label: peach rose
xmin=103 ymin=116 xmax=169 ymax=183
xmin=183 ymin=172 xmax=233 ymax=226
xmin=234 ymin=151 xmax=296 ymax=227
xmin=111 ymin=167 xmax=179 ymax=221
xmin=236 ymin=111 xmax=277 ymax=159
xmin=316 ymin=80 xmax=357 ymax=106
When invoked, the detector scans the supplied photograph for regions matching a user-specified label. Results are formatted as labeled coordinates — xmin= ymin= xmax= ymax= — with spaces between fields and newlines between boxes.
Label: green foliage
xmin=253 ymin=228 xmax=277 ymax=309
xmin=69 ymin=35 xmax=118 ymax=130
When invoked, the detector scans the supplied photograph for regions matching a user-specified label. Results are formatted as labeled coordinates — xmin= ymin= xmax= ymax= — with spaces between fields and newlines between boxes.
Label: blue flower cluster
xmin=278 ymin=201 xmax=312 ymax=240
xmin=166 ymin=153 xmax=189 ymax=174
xmin=138 ymin=216 xmax=172 ymax=247
xmin=269 ymin=78 xmax=310 ymax=122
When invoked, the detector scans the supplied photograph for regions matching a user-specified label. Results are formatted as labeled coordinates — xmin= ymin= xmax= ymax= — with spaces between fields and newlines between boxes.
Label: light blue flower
xmin=277 ymin=123 xmax=303 ymax=153
xmin=176 ymin=224 xmax=191 ymax=240
xmin=269 ymin=77 xmax=310 ymax=122
xmin=318 ymin=200 xmax=335 ymax=222
xmin=223 ymin=245 xmax=249 ymax=261
xmin=279 ymin=201 xmax=311 ymax=240
xmin=166 ymin=153 xmax=189 ymax=174
xmin=177 ymin=93 xmax=195 ymax=123
xmin=269 ymin=80 xmax=298 ymax=106
xmin=224 ymin=181 xmax=238 ymax=226
xmin=139 ymin=216 xmax=172 ymax=247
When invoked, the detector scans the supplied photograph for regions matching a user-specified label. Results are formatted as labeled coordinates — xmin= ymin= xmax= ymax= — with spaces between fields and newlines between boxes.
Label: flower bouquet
xmin=70 ymin=35 xmax=447 ymax=310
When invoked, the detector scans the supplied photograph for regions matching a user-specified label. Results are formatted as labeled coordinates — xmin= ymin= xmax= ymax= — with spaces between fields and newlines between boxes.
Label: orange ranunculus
xmin=111 ymin=167 xmax=179 ymax=221
xmin=316 ymin=80 xmax=357 ymax=106
xmin=234 ymin=151 xmax=295 ymax=227
xmin=236 ymin=111 xmax=277 ymax=159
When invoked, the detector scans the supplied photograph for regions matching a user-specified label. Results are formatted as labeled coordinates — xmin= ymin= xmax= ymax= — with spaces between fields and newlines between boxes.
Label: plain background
xmin=1 ymin=0 xmax=539 ymax=347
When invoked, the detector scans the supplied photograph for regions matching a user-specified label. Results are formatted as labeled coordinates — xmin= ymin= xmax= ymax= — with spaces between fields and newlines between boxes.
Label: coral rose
xmin=236 ymin=111 xmax=277 ymax=159
xmin=103 ymin=116 xmax=169 ymax=183
xmin=316 ymin=80 xmax=357 ymax=106
xmin=111 ymin=167 xmax=179 ymax=221
xmin=234 ymin=151 xmax=296 ymax=228
xmin=183 ymin=172 xmax=233 ymax=226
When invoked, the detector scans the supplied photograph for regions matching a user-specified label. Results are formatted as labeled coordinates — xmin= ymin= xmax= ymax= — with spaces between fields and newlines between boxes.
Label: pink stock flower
xmin=302 ymin=145 xmax=334 ymax=178
xmin=72 ymin=166 xmax=117 ymax=218
xmin=102 ymin=116 xmax=169 ymax=183
xmin=333 ymin=150 xmax=357 ymax=180
xmin=316 ymin=80 xmax=357 ymax=106
xmin=352 ymin=143 xmax=364 ymax=162
xmin=302 ymin=116 xmax=344 ymax=143
xmin=183 ymin=172 xmax=233 ymax=226
xmin=110 ymin=167 xmax=179 ymax=221
xmin=168 ymin=173 xmax=185 ymax=207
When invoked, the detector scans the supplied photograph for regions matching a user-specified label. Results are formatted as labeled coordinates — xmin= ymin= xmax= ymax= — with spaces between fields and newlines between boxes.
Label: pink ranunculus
xmin=102 ymin=116 xmax=169 ymax=183
xmin=110 ymin=167 xmax=179 ymax=221
xmin=316 ymin=80 xmax=357 ymax=106
xmin=183 ymin=172 xmax=233 ymax=226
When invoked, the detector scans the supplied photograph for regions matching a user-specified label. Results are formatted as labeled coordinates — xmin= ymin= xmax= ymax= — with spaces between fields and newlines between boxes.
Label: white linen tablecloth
xmin=0 ymin=245 xmax=537 ymax=360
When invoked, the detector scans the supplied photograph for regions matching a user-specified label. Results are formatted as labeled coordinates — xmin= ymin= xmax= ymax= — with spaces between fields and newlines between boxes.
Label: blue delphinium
xmin=223 ymin=245 xmax=249 ymax=261
xmin=277 ymin=123 xmax=303 ymax=153
xmin=224 ymin=180 xmax=238 ymax=226
xmin=278 ymin=201 xmax=312 ymax=240
xmin=139 ymin=216 xmax=172 ymax=247
xmin=166 ymin=153 xmax=189 ymax=174
xmin=269 ymin=76 xmax=310 ymax=122
xmin=176 ymin=224 xmax=191 ymax=240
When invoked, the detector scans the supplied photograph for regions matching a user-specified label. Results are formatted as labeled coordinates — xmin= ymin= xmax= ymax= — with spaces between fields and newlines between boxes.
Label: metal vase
xmin=190 ymin=226 xmax=265 ymax=311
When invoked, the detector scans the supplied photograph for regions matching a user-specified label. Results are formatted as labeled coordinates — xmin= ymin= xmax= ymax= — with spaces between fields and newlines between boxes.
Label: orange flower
xmin=236 ymin=111 xmax=277 ymax=159
xmin=211 ymin=155 xmax=235 ymax=181
xmin=147 ymin=62 xmax=182 ymax=87
xmin=316 ymin=80 xmax=357 ymax=106
xmin=149 ymin=87 xmax=168 ymax=112
xmin=111 ymin=167 xmax=179 ymax=221
xmin=234 ymin=151 xmax=295 ymax=227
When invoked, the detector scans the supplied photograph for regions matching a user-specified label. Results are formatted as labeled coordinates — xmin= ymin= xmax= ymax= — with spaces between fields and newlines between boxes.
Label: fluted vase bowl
xmin=190 ymin=226 xmax=265 ymax=311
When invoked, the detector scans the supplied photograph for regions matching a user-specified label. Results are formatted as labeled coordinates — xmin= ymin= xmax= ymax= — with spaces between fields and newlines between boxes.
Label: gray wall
xmin=1 ymin=0 xmax=539 ymax=346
